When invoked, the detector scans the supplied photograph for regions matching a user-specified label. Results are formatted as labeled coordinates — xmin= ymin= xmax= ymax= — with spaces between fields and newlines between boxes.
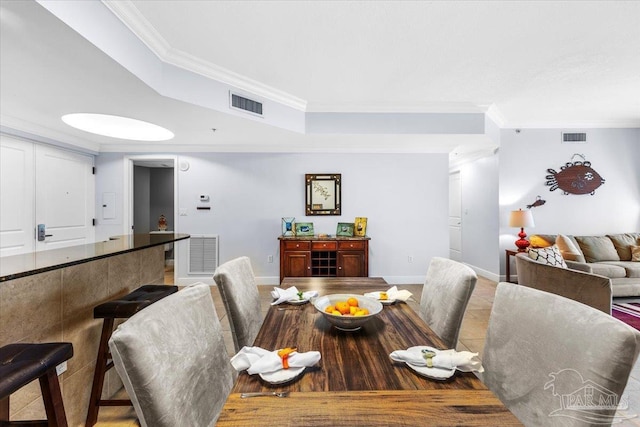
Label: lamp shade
xmin=509 ymin=209 xmax=535 ymax=228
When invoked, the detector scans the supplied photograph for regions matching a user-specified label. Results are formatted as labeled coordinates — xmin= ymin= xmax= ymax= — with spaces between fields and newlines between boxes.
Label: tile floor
xmin=94 ymin=273 xmax=640 ymax=426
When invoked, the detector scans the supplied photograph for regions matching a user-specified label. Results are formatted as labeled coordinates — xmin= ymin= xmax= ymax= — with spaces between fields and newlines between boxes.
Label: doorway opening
xmin=125 ymin=155 xmax=178 ymax=283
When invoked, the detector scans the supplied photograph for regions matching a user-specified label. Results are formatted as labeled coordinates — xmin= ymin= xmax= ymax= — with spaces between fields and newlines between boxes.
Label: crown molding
xmin=485 ymin=104 xmax=506 ymax=128
xmin=101 ymin=0 xmax=307 ymax=111
xmin=503 ymin=119 xmax=640 ymax=129
xmin=0 ymin=116 xmax=100 ymax=154
xmin=306 ymin=102 xmax=489 ymax=114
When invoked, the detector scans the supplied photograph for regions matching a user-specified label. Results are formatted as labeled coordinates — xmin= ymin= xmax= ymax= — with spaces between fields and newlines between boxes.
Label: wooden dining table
xmin=216 ymin=277 xmax=521 ymax=426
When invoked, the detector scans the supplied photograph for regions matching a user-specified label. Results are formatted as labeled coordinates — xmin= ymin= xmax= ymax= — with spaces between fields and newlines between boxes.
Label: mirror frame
xmin=305 ymin=173 xmax=341 ymax=216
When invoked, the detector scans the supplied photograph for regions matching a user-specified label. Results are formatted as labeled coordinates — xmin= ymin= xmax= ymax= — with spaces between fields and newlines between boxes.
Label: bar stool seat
xmin=1 ymin=342 xmax=74 ymax=427
xmin=85 ymin=284 xmax=178 ymax=426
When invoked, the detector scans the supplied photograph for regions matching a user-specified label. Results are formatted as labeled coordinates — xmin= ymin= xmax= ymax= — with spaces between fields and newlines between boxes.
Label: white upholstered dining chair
xmin=482 ymin=282 xmax=640 ymax=427
xmin=108 ymin=283 xmax=235 ymax=427
xmin=419 ymin=257 xmax=477 ymax=349
xmin=213 ymin=256 xmax=263 ymax=352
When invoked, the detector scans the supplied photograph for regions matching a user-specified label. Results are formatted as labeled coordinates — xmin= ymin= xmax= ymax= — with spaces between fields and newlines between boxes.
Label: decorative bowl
xmin=312 ymin=294 xmax=383 ymax=331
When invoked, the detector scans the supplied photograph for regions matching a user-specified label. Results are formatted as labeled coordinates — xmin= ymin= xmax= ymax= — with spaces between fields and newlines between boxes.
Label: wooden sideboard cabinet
xmin=278 ymin=236 xmax=370 ymax=283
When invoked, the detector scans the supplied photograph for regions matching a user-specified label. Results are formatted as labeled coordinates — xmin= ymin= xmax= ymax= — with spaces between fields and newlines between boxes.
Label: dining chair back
xmin=213 ymin=256 xmax=263 ymax=352
xmin=419 ymin=257 xmax=477 ymax=349
xmin=108 ymin=283 xmax=235 ymax=427
xmin=483 ymin=282 xmax=640 ymax=426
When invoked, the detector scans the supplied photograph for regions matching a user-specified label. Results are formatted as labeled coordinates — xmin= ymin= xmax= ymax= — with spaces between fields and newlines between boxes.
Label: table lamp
xmin=509 ymin=209 xmax=535 ymax=252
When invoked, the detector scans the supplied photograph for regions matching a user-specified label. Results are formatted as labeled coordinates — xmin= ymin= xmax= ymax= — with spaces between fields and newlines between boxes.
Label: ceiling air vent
xmin=561 ymin=132 xmax=587 ymax=143
xmin=230 ymin=92 xmax=263 ymax=117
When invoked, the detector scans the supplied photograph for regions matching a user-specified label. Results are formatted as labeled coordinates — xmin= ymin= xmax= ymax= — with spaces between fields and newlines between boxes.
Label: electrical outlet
xmin=56 ymin=361 xmax=67 ymax=376
xmin=267 ymin=255 xmax=274 ymax=263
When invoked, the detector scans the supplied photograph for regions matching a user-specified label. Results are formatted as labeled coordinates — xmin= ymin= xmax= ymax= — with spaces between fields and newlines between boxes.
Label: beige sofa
xmin=515 ymin=253 xmax=612 ymax=313
xmin=529 ymin=233 xmax=640 ymax=298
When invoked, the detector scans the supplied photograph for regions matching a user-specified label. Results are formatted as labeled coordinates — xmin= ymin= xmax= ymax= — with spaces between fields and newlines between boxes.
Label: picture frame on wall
xmin=295 ymin=222 xmax=314 ymax=236
xmin=354 ymin=217 xmax=367 ymax=237
xmin=305 ymin=173 xmax=341 ymax=216
xmin=336 ymin=222 xmax=355 ymax=237
xmin=282 ymin=217 xmax=295 ymax=236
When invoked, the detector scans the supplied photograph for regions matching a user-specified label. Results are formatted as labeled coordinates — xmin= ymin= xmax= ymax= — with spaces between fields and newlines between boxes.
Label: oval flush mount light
xmin=62 ymin=113 xmax=174 ymax=141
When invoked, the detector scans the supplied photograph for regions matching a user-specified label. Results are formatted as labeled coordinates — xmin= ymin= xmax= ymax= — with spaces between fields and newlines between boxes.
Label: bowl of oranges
xmin=312 ymin=294 xmax=383 ymax=331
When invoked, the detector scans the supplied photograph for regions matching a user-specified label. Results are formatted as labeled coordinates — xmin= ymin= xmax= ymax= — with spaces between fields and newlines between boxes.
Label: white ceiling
xmin=1 ymin=0 xmax=638 ymax=157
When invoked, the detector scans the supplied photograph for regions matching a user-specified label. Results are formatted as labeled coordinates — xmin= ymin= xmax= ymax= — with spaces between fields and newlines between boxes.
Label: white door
xmin=35 ymin=144 xmax=95 ymax=251
xmin=0 ymin=135 xmax=35 ymax=256
xmin=449 ymin=172 xmax=462 ymax=261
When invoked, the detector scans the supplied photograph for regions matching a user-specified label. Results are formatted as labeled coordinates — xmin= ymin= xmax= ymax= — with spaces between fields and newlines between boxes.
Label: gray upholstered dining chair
xmin=108 ymin=283 xmax=235 ymax=427
xmin=482 ymin=282 xmax=640 ymax=427
xmin=213 ymin=256 xmax=263 ymax=352
xmin=419 ymin=257 xmax=477 ymax=349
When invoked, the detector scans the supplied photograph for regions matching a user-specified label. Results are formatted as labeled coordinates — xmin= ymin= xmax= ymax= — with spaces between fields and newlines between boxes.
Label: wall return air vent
xmin=230 ymin=92 xmax=263 ymax=116
xmin=561 ymin=132 xmax=587 ymax=143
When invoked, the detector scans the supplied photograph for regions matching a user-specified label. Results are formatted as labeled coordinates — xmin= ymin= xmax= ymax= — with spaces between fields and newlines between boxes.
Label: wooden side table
xmin=505 ymin=249 xmax=518 ymax=283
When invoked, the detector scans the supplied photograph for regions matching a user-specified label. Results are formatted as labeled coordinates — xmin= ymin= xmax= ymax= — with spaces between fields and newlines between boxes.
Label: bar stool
xmin=0 ymin=342 xmax=74 ymax=427
xmin=85 ymin=284 xmax=178 ymax=426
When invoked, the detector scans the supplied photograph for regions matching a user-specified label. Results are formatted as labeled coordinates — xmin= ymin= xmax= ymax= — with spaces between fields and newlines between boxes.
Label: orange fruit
xmin=325 ymin=305 xmax=335 ymax=313
xmin=347 ymin=297 xmax=359 ymax=307
xmin=336 ymin=301 xmax=351 ymax=315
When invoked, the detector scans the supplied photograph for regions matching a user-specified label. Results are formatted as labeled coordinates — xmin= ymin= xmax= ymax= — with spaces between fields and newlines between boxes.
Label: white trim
xmin=123 ymin=155 xmax=179 ymax=283
xmin=485 ymin=104 xmax=506 ymax=128
xmin=102 ymin=0 xmax=307 ymax=112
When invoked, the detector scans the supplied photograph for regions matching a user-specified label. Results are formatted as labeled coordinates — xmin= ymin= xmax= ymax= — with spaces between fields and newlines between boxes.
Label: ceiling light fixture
xmin=61 ymin=113 xmax=174 ymax=141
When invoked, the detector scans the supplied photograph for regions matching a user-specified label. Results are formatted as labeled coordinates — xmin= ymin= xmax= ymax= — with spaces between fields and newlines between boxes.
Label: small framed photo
xmin=282 ymin=217 xmax=295 ymax=236
xmin=336 ymin=222 xmax=355 ymax=237
xmin=295 ymin=222 xmax=314 ymax=236
xmin=354 ymin=217 xmax=367 ymax=237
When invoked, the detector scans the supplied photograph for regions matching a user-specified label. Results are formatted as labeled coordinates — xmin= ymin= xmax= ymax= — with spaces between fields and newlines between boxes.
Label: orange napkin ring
xmin=277 ymin=347 xmax=297 ymax=369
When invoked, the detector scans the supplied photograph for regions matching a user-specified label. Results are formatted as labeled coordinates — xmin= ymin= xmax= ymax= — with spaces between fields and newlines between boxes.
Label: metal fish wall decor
xmin=526 ymin=196 xmax=546 ymax=209
xmin=545 ymin=154 xmax=605 ymax=195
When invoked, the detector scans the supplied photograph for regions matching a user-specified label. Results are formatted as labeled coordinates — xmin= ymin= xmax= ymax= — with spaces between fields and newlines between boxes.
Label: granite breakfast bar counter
xmin=0 ymin=233 xmax=189 ymax=426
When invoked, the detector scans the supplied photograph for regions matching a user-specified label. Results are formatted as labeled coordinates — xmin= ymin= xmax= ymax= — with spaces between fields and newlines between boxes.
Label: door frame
xmin=123 ymin=155 xmax=179 ymax=282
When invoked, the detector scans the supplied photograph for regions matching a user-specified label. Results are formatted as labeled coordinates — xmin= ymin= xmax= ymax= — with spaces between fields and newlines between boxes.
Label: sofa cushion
xmin=527 ymin=245 xmax=567 ymax=268
xmin=555 ymin=234 xmax=585 ymax=263
xmin=575 ymin=236 xmax=620 ymax=263
xmin=633 ymin=245 xmax=640 ymax=262
xmin=590 ymin=262 xmax=628 ymax=279
xmin=607 ymin=233 xmax=640 ymax=261
xmin=529 ymin=234 xmax=556 ymax=248
xmin=598 ymin=261 xmax=640 ymax=278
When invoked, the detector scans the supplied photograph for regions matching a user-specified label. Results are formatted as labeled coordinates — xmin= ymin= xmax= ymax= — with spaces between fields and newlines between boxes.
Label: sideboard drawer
xmin=283 ymin=241 xmax=311 ymax=250
xmin=312 ymin=241 xmax=338 ymax=251
xmin=338 ymin=240 xmax=366 ymax=250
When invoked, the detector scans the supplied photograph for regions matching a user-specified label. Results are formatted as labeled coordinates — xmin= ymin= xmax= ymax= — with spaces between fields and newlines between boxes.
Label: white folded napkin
xmin=364 ymin=285 xmax=413 ymax=302
xmin=389 ymin=346 xmax=484 ymax=373
xmin=231 ymin=346 xmax=321 ymax=375
xmin=270 ymin=286 xmax=318 ymax=305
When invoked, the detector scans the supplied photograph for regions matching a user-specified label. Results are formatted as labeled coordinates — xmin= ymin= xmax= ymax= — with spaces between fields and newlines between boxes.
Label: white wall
xmin=95 ymin=152 xmax=450 ymax=285
xmin=459 ymin=154 xmax=500 ymax=280
xmin=498 ymin=127 xmax=640 ymax=278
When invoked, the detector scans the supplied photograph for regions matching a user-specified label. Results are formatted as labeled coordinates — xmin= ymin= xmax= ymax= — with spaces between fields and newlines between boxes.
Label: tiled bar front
xmin=0 ymin=245 xmax=165 ymax=426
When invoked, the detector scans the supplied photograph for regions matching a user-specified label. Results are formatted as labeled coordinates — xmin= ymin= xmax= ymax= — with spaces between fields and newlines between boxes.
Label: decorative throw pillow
xmin=529 ymin=235 xmax=555 ymax=248
xmin=632 ymin=245 xmax=640 ymax=262
xmin=528 ymin=244 xmax=568 ymax=268
xmin=555 ymin=234 xmax=585 ymax=263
